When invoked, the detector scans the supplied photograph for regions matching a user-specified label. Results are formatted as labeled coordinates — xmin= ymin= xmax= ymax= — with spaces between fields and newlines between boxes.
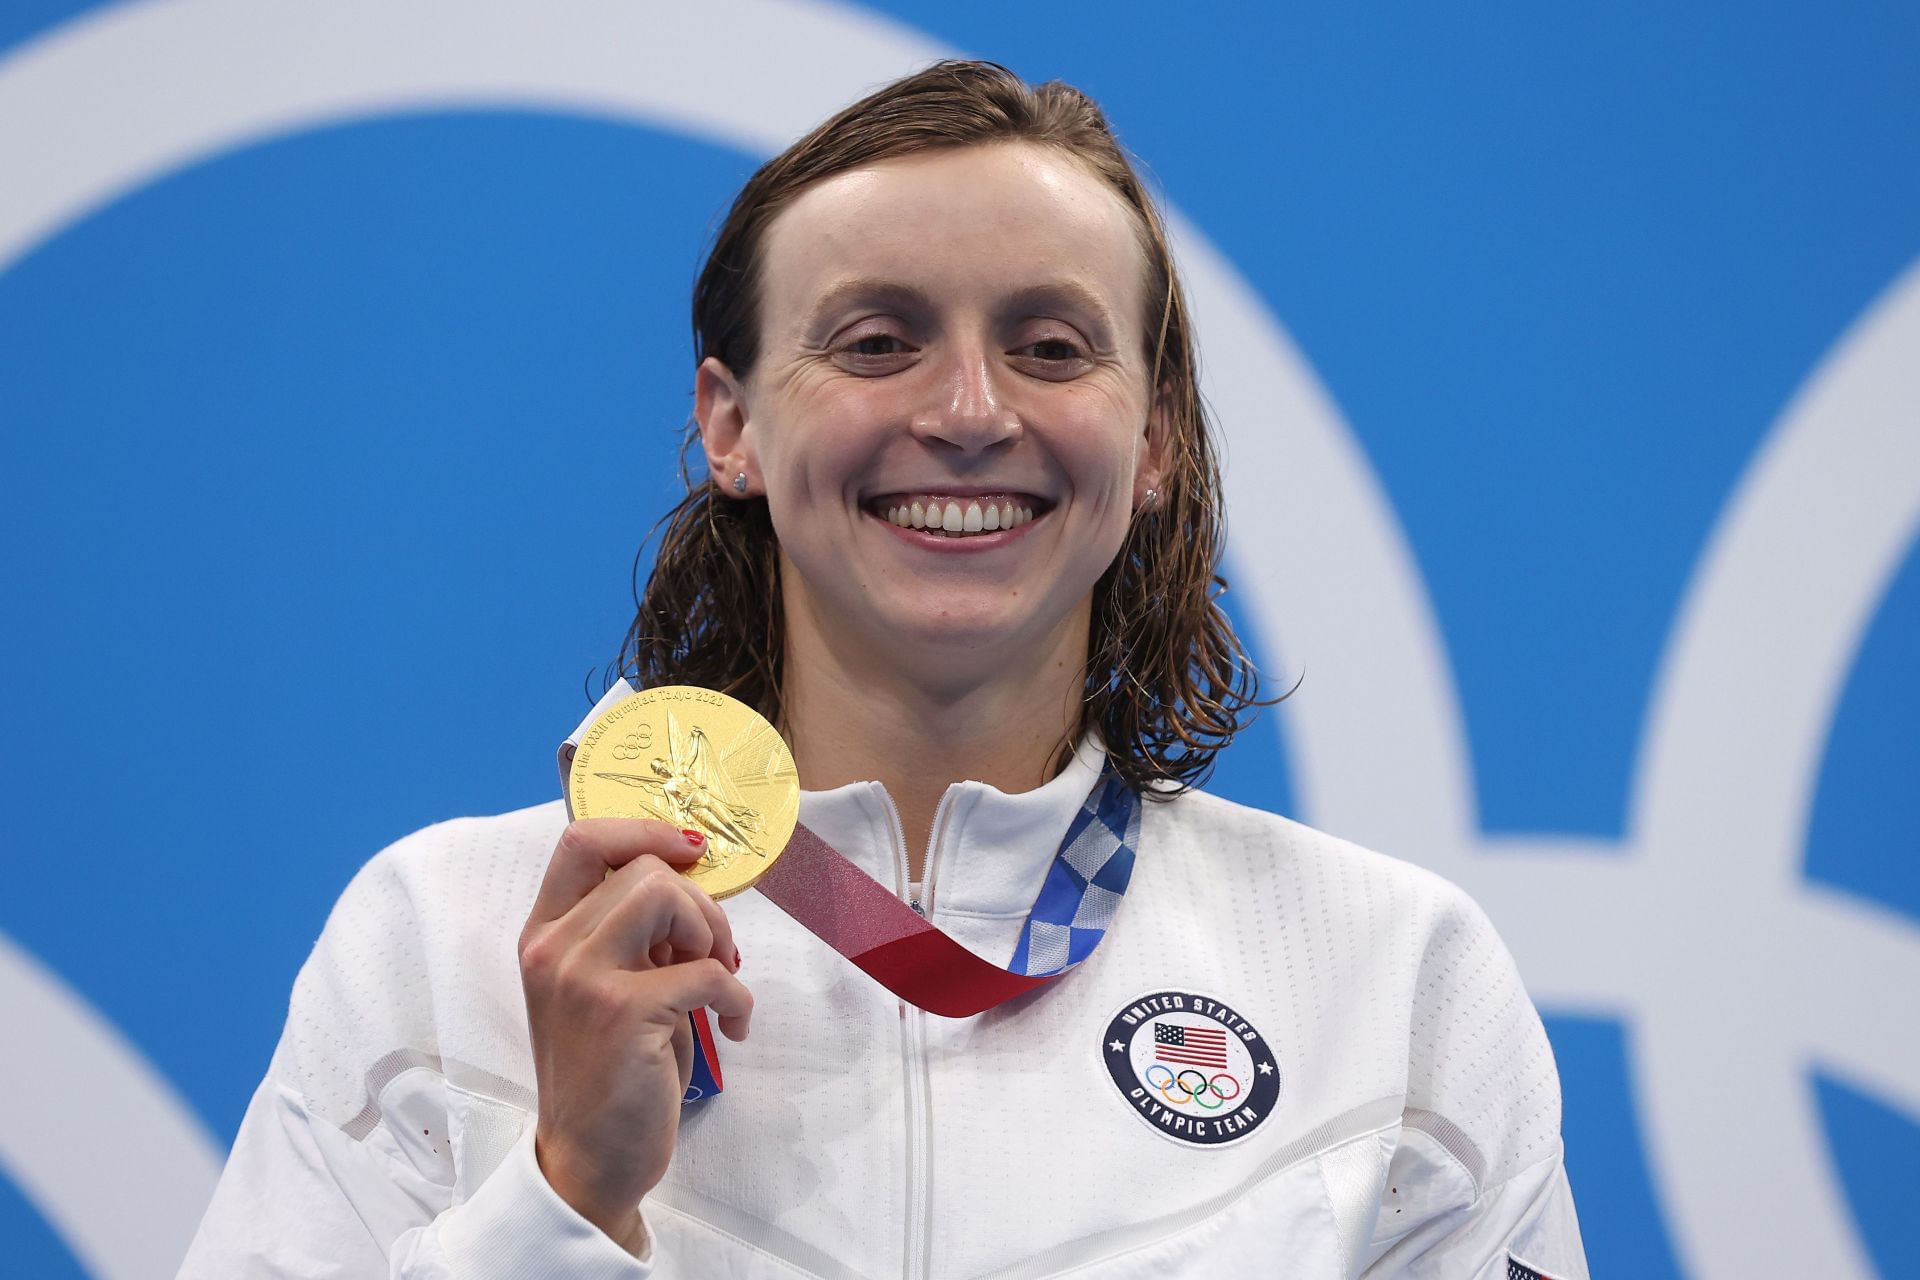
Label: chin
xmin=890 ymin=610 xmax=1026 ymax=652
xmin=868 ymin=598 xmax=1060 ymax=661
xmin=787 ymin=562 xmax=1088 ymax=674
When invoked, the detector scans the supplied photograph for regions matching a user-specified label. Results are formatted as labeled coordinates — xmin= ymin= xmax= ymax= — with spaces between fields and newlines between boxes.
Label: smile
xmin=864 ymin=492 xmax=1051 ymax=541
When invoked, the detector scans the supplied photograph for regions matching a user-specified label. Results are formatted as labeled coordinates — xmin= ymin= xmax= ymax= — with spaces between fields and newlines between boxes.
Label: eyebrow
xmin=801 ymin=276 xmax=1119 ymax=339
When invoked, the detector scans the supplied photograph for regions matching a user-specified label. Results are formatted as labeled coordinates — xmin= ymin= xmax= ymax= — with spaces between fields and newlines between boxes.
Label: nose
xmin=908 ymin=344 xmax=1021 ymax=454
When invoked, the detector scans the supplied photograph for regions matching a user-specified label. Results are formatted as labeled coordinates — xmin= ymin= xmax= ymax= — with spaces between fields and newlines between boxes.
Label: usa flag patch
xmin=1507 ymin=1257 xmax=1553 ymax=1280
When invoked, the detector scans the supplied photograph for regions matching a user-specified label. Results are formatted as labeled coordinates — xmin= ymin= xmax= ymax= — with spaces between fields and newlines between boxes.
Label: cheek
xmin=757 ymin=384 xmax=887 ymax=490
xmin=756 ymin=408 xmax=905 ymax=556
xmin=1044 ymin=375 xmax=1143 ymax=449
xmin=1050 ymin=409 xmax=1142 ymax=501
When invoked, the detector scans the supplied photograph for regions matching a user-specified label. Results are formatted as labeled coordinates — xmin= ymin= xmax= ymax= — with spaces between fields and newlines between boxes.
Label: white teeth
xmin=880 ymin=497 xmax=1042 ymax=536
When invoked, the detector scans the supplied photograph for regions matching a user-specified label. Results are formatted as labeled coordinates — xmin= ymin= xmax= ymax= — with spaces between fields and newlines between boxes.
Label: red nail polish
xmin=732 ymin=947 xmax=743 ymax=970
xmin=681 ymin=828 xmax=705 ymax=846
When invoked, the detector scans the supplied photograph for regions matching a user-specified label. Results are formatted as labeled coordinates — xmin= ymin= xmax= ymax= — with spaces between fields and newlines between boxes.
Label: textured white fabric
xmin=179 ymin=737 xmax=1587 ymax=1279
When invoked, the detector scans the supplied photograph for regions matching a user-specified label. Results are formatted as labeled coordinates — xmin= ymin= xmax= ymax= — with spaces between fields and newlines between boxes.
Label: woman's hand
xmin=518 ymin=819 xmax=752 ymax=1243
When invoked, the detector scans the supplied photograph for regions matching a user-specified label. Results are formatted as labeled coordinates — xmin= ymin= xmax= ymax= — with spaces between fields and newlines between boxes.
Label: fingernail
xmin=732 ymin=947 xmax=742 ymax=970
xmin=681 ymin=829 xmax=705 ymax=846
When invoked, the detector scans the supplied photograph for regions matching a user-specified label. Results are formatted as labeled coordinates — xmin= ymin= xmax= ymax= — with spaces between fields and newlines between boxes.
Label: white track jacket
xmin=180 ymin=738 xmax=1588 ymax=1278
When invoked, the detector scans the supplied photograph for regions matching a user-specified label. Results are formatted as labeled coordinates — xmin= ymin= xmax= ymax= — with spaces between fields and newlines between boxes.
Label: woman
xmin=182 ymin=61 xmax=1587 ymax=1279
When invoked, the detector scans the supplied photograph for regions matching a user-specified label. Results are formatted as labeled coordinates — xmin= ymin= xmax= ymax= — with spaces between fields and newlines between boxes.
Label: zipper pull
xmin=909 ymin=895 xmax=925 ymax=917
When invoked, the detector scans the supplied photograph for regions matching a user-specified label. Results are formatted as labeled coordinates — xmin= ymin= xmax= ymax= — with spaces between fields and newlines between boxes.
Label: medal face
xmin=568 ymin=685 xmax=799 ymax=900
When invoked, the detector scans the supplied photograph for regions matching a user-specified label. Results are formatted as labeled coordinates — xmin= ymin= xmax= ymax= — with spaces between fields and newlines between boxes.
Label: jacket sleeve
xmin=176 ymin=834 xmax=659 ymax=1279
xmin=1358 ymin=884 xmax=1590 ymax=1280
xmin=178 ymin=1074 xmax=656 ymax=1279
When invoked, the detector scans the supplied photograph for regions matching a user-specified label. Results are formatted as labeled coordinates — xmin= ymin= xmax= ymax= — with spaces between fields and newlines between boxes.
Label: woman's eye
xmin=1016 ymin=337 xmax=1086 ymax=365
xmin=842 ymin=334 xmax=910 ymax=359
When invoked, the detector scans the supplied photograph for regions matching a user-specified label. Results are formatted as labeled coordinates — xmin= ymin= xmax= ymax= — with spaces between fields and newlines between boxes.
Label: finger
xmin=564 ymin=841 xmax=740 ymax=971
xmin=713 ymin=1005 xmax=752 ymax=1044
xmin=585 ymin=871 xmax=718 ymax=973
xmin=671 ymin=1015 xmax=694 ymax=1094
xmin=561 ymin=845 xmax=737 ymax=966
xmin=526 ymin=819 xmax=707 ymax=927
xmin=673 ymin=875 xmax=737 ymax=972
xmin=625 ymin=959 xmax=754 ymax=1039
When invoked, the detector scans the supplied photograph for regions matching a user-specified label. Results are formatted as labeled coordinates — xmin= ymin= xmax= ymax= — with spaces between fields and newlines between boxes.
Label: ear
xmin=695 ymin=355 xmax=757 ymax=495
xmin=1135 ymin=379 xmax=1174 ymax=507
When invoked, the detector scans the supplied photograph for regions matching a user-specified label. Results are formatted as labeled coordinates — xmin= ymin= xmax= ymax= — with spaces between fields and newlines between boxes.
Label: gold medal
xmin=567 ymin=685 xmax=799 ymax=900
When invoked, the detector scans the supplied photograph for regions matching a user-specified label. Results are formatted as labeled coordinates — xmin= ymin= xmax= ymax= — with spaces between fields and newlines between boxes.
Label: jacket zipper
xmin=877 ymin=784 xmax=955 ymax=1280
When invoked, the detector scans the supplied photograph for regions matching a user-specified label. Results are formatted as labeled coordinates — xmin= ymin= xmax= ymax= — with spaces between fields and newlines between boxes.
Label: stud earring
xmin=732 ymin=472 xmax=749 ymax=495
xmin=1143 ymin=487 xmax=1159 ymax=507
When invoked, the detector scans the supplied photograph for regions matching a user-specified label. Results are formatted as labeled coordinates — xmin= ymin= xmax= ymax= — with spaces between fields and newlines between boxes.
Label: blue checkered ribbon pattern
xmin=1007 ymin=764 xmax=1142 ymax=977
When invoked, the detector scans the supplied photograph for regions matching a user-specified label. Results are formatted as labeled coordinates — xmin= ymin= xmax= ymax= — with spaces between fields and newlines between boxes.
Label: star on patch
xmin=1257 ymin=1061 xmax=1274 ymax=1074
xmin=1108 ymin=1039 xmax=1127 ymax=1053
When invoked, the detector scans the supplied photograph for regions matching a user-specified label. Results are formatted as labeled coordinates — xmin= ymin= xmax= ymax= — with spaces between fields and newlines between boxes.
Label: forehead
xmin=757 ymin=142 xmax=1148 ymax=339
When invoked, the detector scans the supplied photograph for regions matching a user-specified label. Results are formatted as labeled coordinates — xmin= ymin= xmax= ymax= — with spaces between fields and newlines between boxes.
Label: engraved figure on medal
xmin=594 ymin=710 xmax=764 ymax=870
xmin=570 ymin=686 xmax=800 ymax=899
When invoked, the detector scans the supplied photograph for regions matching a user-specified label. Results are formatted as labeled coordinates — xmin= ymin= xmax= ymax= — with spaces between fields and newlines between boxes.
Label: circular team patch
xmin=1102 ymin=990 xmax=1280 ymax=1146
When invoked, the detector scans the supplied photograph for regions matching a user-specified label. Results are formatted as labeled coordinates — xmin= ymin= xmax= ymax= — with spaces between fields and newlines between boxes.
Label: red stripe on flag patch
xmin=1153 ymin=1021 xmax=1230 ymax=1068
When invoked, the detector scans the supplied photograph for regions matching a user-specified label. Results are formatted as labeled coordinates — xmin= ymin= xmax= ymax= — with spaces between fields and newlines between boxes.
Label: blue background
xmin=2 ymin=3 xmax=1916 ymax=1275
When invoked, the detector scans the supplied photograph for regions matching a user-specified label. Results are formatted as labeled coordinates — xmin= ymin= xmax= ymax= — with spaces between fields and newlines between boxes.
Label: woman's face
xmin=698 ymin=141 xmax=1166 ymax=689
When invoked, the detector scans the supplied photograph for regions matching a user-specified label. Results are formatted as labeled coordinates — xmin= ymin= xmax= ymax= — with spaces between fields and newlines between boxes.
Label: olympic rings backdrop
xmin=3 ymin=3 xmax=1917 ymax=1277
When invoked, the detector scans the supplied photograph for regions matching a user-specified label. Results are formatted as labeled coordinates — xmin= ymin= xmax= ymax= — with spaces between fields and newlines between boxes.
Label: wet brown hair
xmin=617 ymin=59 xmax=1274 ymax=795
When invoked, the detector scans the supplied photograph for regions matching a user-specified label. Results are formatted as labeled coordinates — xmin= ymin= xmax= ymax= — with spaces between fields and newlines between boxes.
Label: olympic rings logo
xmin=1143 ymin=1063 xmax=1242 ymax=1109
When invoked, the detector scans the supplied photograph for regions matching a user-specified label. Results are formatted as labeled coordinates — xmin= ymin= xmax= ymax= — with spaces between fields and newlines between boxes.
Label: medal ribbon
xmin=755 ymin=763 xmax=1141 ymax=1016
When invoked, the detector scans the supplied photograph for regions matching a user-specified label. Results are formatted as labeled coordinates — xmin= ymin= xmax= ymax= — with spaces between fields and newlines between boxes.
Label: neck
xmin=782 ymin=609 xmax=1088 ymax=884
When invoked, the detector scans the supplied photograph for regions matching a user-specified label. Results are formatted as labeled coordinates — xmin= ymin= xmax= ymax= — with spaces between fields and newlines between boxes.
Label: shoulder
xmin=1147 ymin=784 xmax=1494 ymax=941
xmin=325 ymin=799 xmax=569 ymax=935
xmin=304 ymin=797 xmax=569 ymax=1011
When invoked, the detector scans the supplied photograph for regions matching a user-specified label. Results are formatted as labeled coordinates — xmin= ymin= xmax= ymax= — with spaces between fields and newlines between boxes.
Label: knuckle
xmin=517 ymin=926 xmax=563 ymax=977
xmin=622 ymin=863 xmax=673 ymax=901
xmin=552 ymin=950 xmax=602 ymax=997
xmin=582 ymin=971 xmax=627 ymax=1014
xmin=553 ymin=820 xmax=598 ymax=865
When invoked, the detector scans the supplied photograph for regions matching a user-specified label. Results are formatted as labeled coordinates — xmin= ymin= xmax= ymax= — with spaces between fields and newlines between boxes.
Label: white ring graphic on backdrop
xmin=2 ymin=1 xmax=1915 ymax=1276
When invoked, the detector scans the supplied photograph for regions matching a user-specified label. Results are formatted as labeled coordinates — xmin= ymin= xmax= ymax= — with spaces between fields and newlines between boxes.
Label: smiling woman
xmin=681 ymin=135 xmax=1223 ymax=863
xmin=179 ymin=60 xmax=1589 ymax=1279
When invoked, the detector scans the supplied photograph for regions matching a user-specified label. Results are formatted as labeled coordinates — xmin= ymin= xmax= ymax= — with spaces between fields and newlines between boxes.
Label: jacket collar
xmin=797 ymin=735 xmax=1110 ymax=918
